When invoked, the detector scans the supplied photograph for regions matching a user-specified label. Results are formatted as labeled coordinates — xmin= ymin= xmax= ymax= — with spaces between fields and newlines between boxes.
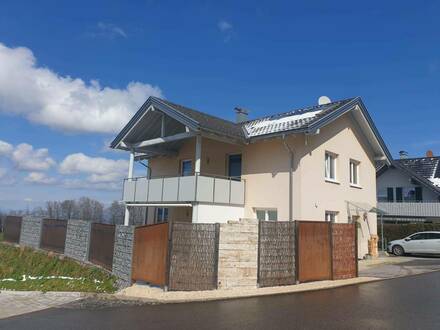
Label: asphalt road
xmin=1 ymin=271 xmax=440 ymax=330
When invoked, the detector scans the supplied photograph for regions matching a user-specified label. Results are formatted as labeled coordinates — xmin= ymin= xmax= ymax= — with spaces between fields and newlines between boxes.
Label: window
xmin=325 ymin=152 xmax=337 ymax=181
xmin=325 ymin=211 xmax=338 ymax=223
xmin=255 ymin=209 xmax=277 ymax=221
xmin=228 ymin=154 xmax=242 ymax=179
xmin=427 ymin=233 xmax=440 ymax=239
xmin=155 ymin=207 xmax=169 ymax=223
xmin=350 ymin=160 xmax=360 ymax=186
xmin=181 ymin=160 xmax=192 ymax=176
xmin=409 ymin=233 xmax=428 ymax=240
xmin=377 ymin=188 xmax=391 ymax=202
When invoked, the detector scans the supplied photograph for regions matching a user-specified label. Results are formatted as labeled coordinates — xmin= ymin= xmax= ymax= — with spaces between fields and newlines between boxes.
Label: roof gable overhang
xmin=110 ymin=97 xmax=200 ymax=150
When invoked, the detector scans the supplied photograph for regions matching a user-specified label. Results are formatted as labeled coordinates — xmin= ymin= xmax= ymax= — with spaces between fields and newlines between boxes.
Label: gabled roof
xmin=111 ymin=96 xmax=392 ymax=164
xmin=377 ymin=156 xmax=440 ymax=195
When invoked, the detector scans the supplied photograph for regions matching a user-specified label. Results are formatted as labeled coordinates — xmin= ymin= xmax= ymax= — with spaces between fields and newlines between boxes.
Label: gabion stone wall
xmin=112 ymin=225 xmax=135 ymax=288
xmin=64 ymin=220 xmax=91 ymax=262
xmin=19 ymin=217 xmax=42 ymax=249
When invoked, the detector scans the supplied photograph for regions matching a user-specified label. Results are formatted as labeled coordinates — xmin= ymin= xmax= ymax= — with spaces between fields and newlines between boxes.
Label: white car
xmin=388 ymin=231 xmax=440 ymax=256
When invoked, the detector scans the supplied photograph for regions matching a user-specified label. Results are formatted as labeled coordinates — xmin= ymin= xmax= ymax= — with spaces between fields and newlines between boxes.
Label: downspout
xmin=282 ymin=135 xmax=294 ymax=221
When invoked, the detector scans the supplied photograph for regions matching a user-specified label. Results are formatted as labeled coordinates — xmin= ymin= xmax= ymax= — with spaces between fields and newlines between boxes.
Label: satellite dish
xmin=318 ymin=96 xmax=331 ymax=105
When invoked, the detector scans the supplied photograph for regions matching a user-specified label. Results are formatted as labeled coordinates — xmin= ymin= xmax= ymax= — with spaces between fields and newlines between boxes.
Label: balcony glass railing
xmin=123 ymin=173 xmax=245 ymax=205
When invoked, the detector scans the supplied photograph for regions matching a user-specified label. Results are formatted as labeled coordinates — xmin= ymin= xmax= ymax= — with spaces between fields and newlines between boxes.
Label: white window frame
xmin=325 ymin=211 xmax=338 ymax=223
xmin=325 ymin=151 xmax=338 ymax=183
xmin=349 ymin=159 xmax=361 ymax=187
xmin=255 ymin=208 xmax=278 ymax=221
xmin=155 ymin=207 xmax=169 ymax=223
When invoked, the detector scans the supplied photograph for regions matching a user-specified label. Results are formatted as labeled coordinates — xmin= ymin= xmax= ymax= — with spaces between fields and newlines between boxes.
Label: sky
xmin=0 ymin=0 xmax=440 ymax=210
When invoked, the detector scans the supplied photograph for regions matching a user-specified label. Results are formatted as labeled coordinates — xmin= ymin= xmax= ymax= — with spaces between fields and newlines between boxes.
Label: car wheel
xmin=392 ymin=245 xmax=405 ymax=256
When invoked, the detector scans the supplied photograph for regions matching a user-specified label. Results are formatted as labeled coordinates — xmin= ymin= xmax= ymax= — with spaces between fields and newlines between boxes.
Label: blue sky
xmin=0 ymin=0 xmax=439 ymax=209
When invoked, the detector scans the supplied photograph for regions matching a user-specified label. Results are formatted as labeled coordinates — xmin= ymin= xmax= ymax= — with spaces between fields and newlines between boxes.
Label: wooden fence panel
xmin=297 ymin=221 xmax=332 ymax=283
xmin=89 ymin=223 xmax=116 ymax=271
xmin=40 ymin=219 xmax=68 ymax=253
xmin=168 ymin=222 xmax=219 ymax=291
xmin=258 ymin=221 xmax=296 ymax=287
xmin=132 ymin=223 xmax=169 ymax=287
xmin=3 ymin=216 xmax=22 ymax=243
xmin=332 ymin=223 xmax=357 ymax=280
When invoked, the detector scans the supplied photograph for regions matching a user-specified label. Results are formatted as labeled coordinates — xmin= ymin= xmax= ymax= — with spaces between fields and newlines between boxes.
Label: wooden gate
xmin=88 ymin=223 xmax=116 ymax=271
xmin=3 ymin=216 xmax=22 ymax=243
xmin=40 ymin=219 xmax=68 ymax=253
xmin=297 ymin=221 xmax=332 ymax=282
xmin=132 ymin=223 xmax=169 ymax=287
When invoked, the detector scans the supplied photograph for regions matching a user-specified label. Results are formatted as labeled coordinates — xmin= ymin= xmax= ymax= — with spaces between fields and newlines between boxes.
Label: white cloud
xmin=24 ymin=172 xmax=57 ymax=185
xmin=59 ymin=153 xmax=128 ymax=184
xmin=0 ymin=42 xmax=163 ymax=134
xmin=0 ymin=140 xmax=13 ymax=156
xmin=0 ymin=140 xmax=56 ymax=171
xmin=218 ymin=20 xmax=233 ymax=32
xmin=12 ymin=143 xmax=56 ymax=171
xmin=63 ymin=178 xmax=120 ymax=191
xmin=94 ymin=22 xmax=127 ymax=38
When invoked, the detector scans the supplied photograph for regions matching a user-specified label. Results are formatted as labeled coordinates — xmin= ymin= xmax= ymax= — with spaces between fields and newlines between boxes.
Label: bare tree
xmin=61 ymin=200 xmax=76 ymax=219
xmin=130 ymin=206 xmax=148 ymax=225
xmin=107 ymin=201 xmax=125 ymax=225
xmin=77 ymin=197 xmax=103 ymax=222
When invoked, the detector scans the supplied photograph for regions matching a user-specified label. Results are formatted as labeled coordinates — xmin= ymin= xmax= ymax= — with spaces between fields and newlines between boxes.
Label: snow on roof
xmin=430 ymin=178 xmax=440 ymax=187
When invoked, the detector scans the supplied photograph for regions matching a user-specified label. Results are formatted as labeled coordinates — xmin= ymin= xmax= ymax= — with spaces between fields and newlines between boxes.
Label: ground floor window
xmin=255 ymin=208 xmax=277 ymax=221
xmin=325 ymin=211 xmax=338 ymax=223
xmin=155 ymin=207 xmax=169 ymax=223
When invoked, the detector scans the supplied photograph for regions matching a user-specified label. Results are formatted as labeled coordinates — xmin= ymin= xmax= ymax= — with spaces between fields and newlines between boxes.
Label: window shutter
xmin=387 ymin=188 xmax=394 ymax=202
xmin=415 ymin=187 xmax=423 ymax=202
xmin=396 ymin=187 xmax=403 ymax=202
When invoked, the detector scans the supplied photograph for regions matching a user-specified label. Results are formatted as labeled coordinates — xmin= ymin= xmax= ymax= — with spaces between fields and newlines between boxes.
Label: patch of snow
xmin=430 ymin=177 xmax=440 ymax=187
xmin=250 ymin=110 xmax=322 ymax=129
xmin=0 ymin=275 xmax=103 ymax=283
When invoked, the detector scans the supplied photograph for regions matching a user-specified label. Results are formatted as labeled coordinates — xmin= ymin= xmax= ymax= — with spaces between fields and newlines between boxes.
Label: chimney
xmin=234 ymin=107 xmax=249 ymax=123
xmin=426 ymin=150 xmax=434 ymax=157
xmin=399 ymin=150 xmax=408 ymax=159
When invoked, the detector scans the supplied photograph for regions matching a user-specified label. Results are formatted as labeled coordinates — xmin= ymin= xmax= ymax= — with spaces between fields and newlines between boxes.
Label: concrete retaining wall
xmin=218 ymin=218 xmax=259 ymax=289
xmin=112 ymin=225 xmax=135 ymax=288
xmin=19 ymin=217 xmax=42 ymax=249
xmin=64 ymin=220 xmax=91 ymax=262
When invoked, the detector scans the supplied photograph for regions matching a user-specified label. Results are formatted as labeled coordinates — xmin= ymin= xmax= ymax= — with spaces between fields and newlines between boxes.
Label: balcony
xmin=123 ymin=173 xmax=245 ymax=206
xmin=378 ymin=201 xmax=440 ymax=218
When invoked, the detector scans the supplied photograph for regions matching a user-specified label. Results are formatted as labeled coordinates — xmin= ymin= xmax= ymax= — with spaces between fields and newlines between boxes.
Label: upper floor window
xmin=181 ymin=159 xmax=192 ymax=176
xmin=325 ymin=152 xmax=337 ymax=181
xmin=350 ymin=160 xmax=360 ymax=186
xmin=228 ymin=154 xmax=242 ymax=179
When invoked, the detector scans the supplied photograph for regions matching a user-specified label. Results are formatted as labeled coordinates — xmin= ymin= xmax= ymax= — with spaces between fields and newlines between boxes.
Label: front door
xmin=228 ymin=154 xmax=242 ymax=179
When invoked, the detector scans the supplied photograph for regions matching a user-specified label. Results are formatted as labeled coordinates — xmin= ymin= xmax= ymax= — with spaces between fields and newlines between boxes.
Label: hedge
xmin=379 ymin=223 xmax=440 ymax=243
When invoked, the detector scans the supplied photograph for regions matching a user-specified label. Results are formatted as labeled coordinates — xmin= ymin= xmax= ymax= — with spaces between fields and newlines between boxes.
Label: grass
xmin=0 ymin=242 xmax=117 ymax=293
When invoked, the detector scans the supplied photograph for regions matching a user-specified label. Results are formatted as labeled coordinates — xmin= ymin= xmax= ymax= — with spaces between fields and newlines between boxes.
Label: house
xmin=377 ymin=152 xmax=440 ymax=223
xmin=111 ymin=96 xmax=392 ymax=258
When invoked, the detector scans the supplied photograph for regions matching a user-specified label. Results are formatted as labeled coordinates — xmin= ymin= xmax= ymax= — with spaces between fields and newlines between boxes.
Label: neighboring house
xmin=377 ymin=152 xmax=440 ymax=223
xmin=111 ymin=96 xmax=391 ymax=258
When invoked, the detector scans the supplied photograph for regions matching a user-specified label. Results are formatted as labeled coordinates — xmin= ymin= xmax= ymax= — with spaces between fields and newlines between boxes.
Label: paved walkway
xmin=0 ymin=291 xmax=82 ymax=319
xmin=359 ymin=255 xmax=440 ymax=278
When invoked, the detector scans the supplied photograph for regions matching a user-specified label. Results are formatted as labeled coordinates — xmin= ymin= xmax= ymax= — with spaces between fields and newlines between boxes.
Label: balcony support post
xmin=124 ymin=150 xmax=135 ymax=226
xmin=195 ymin=135 xmax=202 ymax=174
